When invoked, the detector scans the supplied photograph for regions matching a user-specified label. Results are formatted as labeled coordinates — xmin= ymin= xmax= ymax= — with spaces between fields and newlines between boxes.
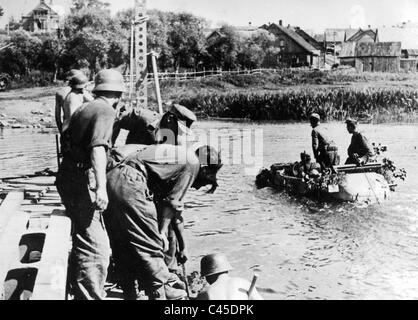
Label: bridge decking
xmin=0 ymin=176 xmax=71 ymax=300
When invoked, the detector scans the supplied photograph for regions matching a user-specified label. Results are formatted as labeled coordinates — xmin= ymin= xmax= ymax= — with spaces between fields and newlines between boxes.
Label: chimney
xmin=279 ymin=20 xmax=282 ymax=26
xmin=249 ymin=22 xmax=252 ymax=27
xmin=368 ymin=24 xmax=371 ymax=29
xmin=287 ymin=24 xmax=290 ymax=29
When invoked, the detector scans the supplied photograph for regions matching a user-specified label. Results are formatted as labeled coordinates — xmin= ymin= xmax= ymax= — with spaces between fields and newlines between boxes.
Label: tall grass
xmin=177 ymin=87 xmax=418 ymax=123
xmin=145 ymin=70 xmax=418 ymax=122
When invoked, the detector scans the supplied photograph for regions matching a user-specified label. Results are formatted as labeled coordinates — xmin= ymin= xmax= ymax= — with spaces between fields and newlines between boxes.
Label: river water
xmin=1 ymin=121 xmax=417 ymax=300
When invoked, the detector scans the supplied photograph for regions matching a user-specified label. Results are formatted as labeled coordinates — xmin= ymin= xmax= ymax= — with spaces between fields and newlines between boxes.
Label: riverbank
xmin=2 ymin=70 xmax=418 ymax=128
xmin=0 ymin=86 xmax=58 ymax=129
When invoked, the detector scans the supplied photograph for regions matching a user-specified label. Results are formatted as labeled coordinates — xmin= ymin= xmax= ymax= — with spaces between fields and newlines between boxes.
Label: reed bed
xmin=177 ymin=87 xmax=418 ymax=123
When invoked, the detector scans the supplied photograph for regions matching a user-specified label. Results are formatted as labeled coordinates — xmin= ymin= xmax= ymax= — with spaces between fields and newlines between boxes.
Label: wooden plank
xmin=0 ymin=192 xmax=24 ymax=236
xmin=31 ymin=209 xmax=72 ymax=300
xmin=0 ymin=209 xmax=30 ymax=299
xmin=4 ymin=180 xmax=54 ymax=187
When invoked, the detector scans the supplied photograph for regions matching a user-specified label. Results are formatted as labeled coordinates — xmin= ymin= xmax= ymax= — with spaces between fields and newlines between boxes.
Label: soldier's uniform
xmin=311 ymin=125 xmax=340 ymax=169
xmin=112 ymin=104 xmax=197 ymax=273
xmin=56 ymin=69 xmax=124 ymax=300
xmin=345 ymin=118 xmax=375 ymax=165
xmin=346 ymin=131 xmax=374 ymax=165
xmin=113 ymin=103 xmax=196 ymax=146
xmin=114 ymin=108 xmax=161 ymax=145
xmin=56 ymin=100 xmax=114 ymax=300
xmin=105 ymin=144 xmax=199 ymax=300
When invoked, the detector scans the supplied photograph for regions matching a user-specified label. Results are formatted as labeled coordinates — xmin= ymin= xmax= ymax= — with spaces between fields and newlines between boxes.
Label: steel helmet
xmin=92 ymin=69 xmax=126 ymax=93
xmin=195 ymin=145 xmax=222 ymax=169
xmin=169 ymin=104 xmax=197 ymax=128
xmin=66 ymin=69 xmax=83 ymax=81
xmin=200 ymin=253 xmax=233 ymax=277
xmin=69 ymin=73 xmax=89 ymax=89
xmin=309 ymin=169 xmax=321 ymax=178
xmin=310 ymin=113 xmax=320 ymax=121
xmin=345 ymin=118 xmax=358 ymax=126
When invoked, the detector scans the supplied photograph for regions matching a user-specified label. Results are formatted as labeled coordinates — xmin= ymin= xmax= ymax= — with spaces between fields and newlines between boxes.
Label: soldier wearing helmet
xmin=112 ymin=101 xmax=197 ymax=146
xmin=55 ymin=69 xmax=93 ymax=134
xmin=111 ymin=102 xmax=198 ymax=274
xmin=61 ymin=72 xmax=94 ymax=133
xmin=197 ymin=253 xmax=263 ymax=300
xmin=309 ymin=113 xmax=340 ymax=169
xmin=345 ymin=118 xmax=375 ymax=165
xmin=56 ymin=69 xmax=125 ymax=300
xmin=104 ymin=143 xmax=223 ymax=300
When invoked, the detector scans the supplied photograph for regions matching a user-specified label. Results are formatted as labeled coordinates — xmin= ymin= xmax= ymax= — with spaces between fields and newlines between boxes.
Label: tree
xmin=66 ymin=29 xmax=110 ymax=76
xmin=37 ymin=33 xmax=67 ymax=81
xmin=0 ymin=6 xmax=4 ymax=18
xmin=115 ymin=9 xmax=174 ymax=71
xmin=0 ymin=30 xmax=42 ymax=76
xmin=64 ymin=4 xmax=128 ymax=77
xmin=167 ymin=12 xmax=208 ymax=70
xmin=206 ymin=25 xmax=241 ymax=69
xmin=237 ymin=41 xmax=265 ymax=69
xmin=71 ymin=0 xmax=110 ymax=12
xmin=7 ymin=16 xmax=22 ymax=31
xmin=64 ymin=7 xmax=111 ymax=36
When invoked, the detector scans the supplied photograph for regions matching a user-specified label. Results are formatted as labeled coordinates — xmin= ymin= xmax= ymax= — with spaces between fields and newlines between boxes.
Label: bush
xmin=10 ymin=71 xmax=54 ymax=89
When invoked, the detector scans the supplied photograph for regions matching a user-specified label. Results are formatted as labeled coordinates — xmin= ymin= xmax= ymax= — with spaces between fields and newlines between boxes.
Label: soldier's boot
xmin=164 ymin=285 xmax=187 ymax=300
xmin=146 ymin=286 xmax=166 ymax=300
xmin=167 ymin=272 xmax=187 ymax=291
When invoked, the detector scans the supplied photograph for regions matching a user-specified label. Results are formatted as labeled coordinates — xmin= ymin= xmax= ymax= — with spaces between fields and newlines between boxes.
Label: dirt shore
xmin=0 ymin=86 xmax=59 ymax=129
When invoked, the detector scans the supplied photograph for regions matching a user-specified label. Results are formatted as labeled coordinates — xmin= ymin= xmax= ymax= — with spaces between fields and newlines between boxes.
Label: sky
xmin=1 ymin=0 xmax=418 ymax=32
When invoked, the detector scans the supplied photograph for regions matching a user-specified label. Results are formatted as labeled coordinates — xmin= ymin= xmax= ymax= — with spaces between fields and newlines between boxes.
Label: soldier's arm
xmin=311 ymin=130 xmax=319 ymax=159
xmin=111 ymin=120 xmax=122 ymax=145
xmin=111 ymin=111 xmax=133 ymax=144
xmin=172 ymin=215 xmax=187 ymax=263
xmin=91 ymin=146 xmax=108 ymax=211
xmin=55 ymin=93 xmax=63 ymax=133
xmin=360 ymin=134 xmax=374 ymax=157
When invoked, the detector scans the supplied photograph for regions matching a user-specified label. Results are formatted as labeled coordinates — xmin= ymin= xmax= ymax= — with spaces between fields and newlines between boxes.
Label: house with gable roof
xmin=339 ymin=42 xmax=401 ymax=72
xmin=21 ymin=0 xmax=61 ymax=33
xmin=263 ymin=20 xmax=321 ymax=67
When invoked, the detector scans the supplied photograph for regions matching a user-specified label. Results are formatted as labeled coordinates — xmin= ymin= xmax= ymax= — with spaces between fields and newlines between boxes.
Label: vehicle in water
xmin=256 ymin=162 xmax=399 ymax=204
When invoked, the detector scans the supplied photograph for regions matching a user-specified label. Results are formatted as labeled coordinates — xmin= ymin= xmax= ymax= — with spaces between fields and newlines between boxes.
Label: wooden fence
xmin=123 ymin=67 xmax=299 ymax=83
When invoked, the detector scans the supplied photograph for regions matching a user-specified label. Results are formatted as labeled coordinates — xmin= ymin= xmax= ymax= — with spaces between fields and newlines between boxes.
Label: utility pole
xmin=129 ymin=20 xmax=134 ymax=101
xmin=134 ymin=0 xmax=148 ymax=111
xmin=323 ymin=31 xmax=326 ymax=67
xmin=333 ymin=31 xmax=336 ymax=65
